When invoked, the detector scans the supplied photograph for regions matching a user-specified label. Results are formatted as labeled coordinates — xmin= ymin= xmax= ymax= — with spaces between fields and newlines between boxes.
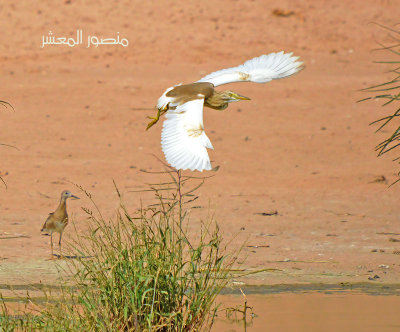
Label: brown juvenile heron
xmin=147 ymin=51 xmax=303 ymax=171
xmin=41 ymin=190 xmax=79 ymax=258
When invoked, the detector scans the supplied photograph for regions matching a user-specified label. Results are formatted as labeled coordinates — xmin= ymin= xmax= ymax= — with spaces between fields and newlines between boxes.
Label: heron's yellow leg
xmin=50 ymin=233 xmax=56 ymax=260
xmin=59 ymin=233 xmax=63 ymax=258
xmin=146 ymin=107 xmax=167 ymax=130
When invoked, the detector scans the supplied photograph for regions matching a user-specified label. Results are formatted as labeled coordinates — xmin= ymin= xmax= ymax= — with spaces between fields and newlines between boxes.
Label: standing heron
xmin=147 ymin=51 xmax=303 ymax=171
xmin=41 ymin=190 xmax=79 ymax=258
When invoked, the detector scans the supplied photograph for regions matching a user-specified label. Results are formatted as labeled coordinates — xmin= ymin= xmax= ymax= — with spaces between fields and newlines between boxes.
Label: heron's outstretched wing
xmin=161 ymin=98 xmax=213 ymax=171
xmin=197 ymin=52 xmax=303 ymax=87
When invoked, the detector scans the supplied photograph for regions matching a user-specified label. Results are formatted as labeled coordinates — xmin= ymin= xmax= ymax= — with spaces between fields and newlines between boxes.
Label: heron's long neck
xmin=204 ymin=91 xmax=229 ymax=110
xmin=56 ymin=197 xmax=67 ymax=212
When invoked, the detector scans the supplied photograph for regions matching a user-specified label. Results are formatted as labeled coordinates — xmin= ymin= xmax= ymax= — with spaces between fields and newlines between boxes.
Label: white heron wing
xmin=197 ymin=51 xmax=303 ymax=87
xmin=161 ymin=98 xmax=214 ymax=172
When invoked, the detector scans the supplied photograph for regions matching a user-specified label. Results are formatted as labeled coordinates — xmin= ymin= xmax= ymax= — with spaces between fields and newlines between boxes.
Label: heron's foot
xmin=146 ymin=108 xmax=167 ymax=130
xmin=146 ymin=116 xmax=160 ymax=130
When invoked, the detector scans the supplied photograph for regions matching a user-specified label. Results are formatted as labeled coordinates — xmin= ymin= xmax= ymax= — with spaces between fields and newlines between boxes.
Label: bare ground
xmin=1 ymin=0 xmax=400 ymax=287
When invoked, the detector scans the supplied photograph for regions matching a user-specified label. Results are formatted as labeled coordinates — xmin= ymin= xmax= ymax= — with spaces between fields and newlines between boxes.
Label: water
xmin=2 ymin=283 xmax=400 ymax=331
xmin=213 ymin=289 xmax=400 ymax=332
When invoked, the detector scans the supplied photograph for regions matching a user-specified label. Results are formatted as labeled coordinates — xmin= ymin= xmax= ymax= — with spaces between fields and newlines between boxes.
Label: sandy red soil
xmin=1 ymin=1 xmax=400 ymax=286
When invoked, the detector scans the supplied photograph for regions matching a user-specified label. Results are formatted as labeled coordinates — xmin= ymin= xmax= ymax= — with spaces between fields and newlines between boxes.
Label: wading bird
xmin=41 ymin=190 xmax=79 ymax=258
xmin=147 ymin=51 xmax=303 ymax=171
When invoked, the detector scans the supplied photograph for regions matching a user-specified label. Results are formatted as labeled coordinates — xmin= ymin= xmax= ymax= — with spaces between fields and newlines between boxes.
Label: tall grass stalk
xmin=359 ymin=24 xmax=400 ymax=184
xmin=0 ymin=100 xmax=15 ymax=188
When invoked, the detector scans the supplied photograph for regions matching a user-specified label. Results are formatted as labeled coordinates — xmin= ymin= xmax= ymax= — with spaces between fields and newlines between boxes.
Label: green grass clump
xmin=1 ymin=171 xmax=237 ymax=331
xmin=359 ymin=24 xmax=400 ymax=184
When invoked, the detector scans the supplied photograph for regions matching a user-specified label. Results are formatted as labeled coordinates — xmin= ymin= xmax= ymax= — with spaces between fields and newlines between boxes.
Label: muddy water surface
xmin=213 ymin=289 xmax=400 ymax=332
xmin=2 ymin=284 xmax=400 ymax=331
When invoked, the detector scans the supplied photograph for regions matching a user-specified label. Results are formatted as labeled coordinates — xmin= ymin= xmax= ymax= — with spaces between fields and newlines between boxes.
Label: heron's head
xmin=205 ymin=90 xmax=251 ymax=110
xmin=61 ymin=190 xmax=80 ymax=200
xmin=222 ymin=91 xmax=251 ymax=103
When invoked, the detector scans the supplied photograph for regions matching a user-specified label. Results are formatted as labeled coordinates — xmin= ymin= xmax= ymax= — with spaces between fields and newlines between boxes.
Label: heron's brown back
xmin=166 ymin=82 xmax=214 ymax=107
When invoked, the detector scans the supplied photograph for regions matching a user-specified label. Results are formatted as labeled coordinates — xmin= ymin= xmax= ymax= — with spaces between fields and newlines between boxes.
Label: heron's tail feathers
xmin=41 ymin=226 xmax=50 ymax=235
xmin=198 ymin=51 xmax=303 ymax=87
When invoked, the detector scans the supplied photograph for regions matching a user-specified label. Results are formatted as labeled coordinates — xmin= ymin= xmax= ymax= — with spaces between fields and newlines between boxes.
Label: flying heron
xmin=41 ymin=190 xmax=79 ymax=258
xmin=147 ymin=51 xmax=303 ymax=171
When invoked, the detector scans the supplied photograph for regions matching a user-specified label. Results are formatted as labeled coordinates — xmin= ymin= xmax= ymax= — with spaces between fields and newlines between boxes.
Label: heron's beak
xmin=71 ymin=195 xmax=80 ymax=200
xmin=234 ymin=93 xmax=251 ymax=101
